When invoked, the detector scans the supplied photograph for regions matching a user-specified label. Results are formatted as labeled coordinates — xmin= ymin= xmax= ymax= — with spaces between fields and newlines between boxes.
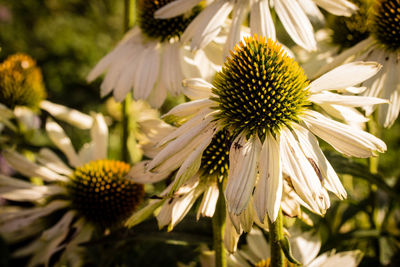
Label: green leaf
xmin=280 ymin=236 xmax=302 ymax=265
xmin=326 ymin=152 xmax=400 ymax=202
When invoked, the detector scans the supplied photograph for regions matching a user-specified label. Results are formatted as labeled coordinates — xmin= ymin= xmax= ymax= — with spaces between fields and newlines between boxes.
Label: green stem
xmin=121 ymin=0 xmax=134 ymax=162
xmin=212 ymin=182 xmax=226 ymax=267
xmin=268 ymin=209 xmax=284 ymax=267
xmin=367 ymin=116 xmax=380 ymax=257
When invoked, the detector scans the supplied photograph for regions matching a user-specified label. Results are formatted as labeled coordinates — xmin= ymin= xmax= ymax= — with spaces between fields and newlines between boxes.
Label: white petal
xmin=148 ymin=115 xmax=217 ymax=170
xmin=0 ymin=175 xmax=65 ymax=202
xmin=280 ymin=128 xmax=329 ymax=215
xmin=224 ymin=0 xmax=248 ymax=58
xmin=182 ymin=0 xmax=233 ymax=50
xmin=154 ymin=0 xmax=201 ymax=18
xmin=127 ymin=161 xmax=170 ymax=184
xmin=308 ymin=250 xmax=363 ymax=267
xmin=313 ymin=37 xmax=375 ymax=78
xmin=36 ymin=148 xmax=73 ymax=176
xmin=274 ymin=0 xmax=316 ymax=51
xmin=46 ymin=118 xmax=82 ymax=167
xmin=162 ymin=98 xmax=214 ymax=123
xmin=0 ymin=200 xmax=69 ymax=242
xmin=292 ymin=124 xmax=346 ymax=199
xmin=297 ymin=0 xmax=325 ymax=24
xmin=3 ymin=150 xmax=67 ymax=182
xmin=40 ymin=101 xmax=93 ymax=129
xmin=309 ymin=61 xmax=381 ymax=93
xmin=146 ymin=80 xmax=168 ymax=108
xmin=314 ymin=0 xmax=358 ymax=16
xmin=254 ymin=132 xmax=282 ymax=223
xmin=197 ymin=182 xmax=219 ymax=219
xmin=14 ymin=210 xmax=76 ymax=267
xmin=225 ymin=134 xmax=261 ymax=215
xmin=378 ymin=54 xmax=400 ymax=128
xmin=161 ymin=42 xmax=183 ymax=96
xmin=89 ymin=113 xmax=108 ymax=161
xmin=319 ymin=104 xmax=368 ymax=126
xmin=303 ymin=110 xmax=386 ymax=157
xmin=170 ymin=130 xmax=214 ymax=194
xmin=310 ymin=91 xmax=387 ymax=107
xmin=133 ymin=42 xmax=160 ymax=101
xmin=224 ymin=215 xmax=241 ymax=253
xmin=246 ymin=228 xmax=270 ymax=261
xmin=182 ymin=78 xmax=213 ymax=100
xmin=250 ymin=0 xmax=276 ymax=40
xmin=289 ymin=230 xmax=321 ymax=265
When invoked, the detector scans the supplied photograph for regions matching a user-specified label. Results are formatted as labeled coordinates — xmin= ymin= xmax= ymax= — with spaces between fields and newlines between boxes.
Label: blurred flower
xmin=87 ymin=0 xmax=219 ymax=108
xmin=140 ymin=36 xmax=386 ymax=232
xmin=0 ymin=53 xmax=46 ymax=110
xmin=228 ymin=227 xmax=363 ymax=267
xmin=154 ymin=0 xmax=357 ymax=52
xmin=0 ymin=105 xmax=144 ymax=267
xmin=315 ymin=0 xmax=400 ymax=128
xmin=0 ymin=54 xmax=46 ymax=134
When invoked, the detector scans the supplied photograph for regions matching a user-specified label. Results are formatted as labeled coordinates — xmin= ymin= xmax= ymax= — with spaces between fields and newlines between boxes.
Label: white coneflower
xmin=87 ymin=0 xmax=218 ymax=108
xmin=0 ymin=106 xmax=144 ymax=267
xmin=154 ymin=0 xmax=357 ymax=52
xmin=143 ymin=36 xmax=386 ymax=227
xmin=228 ymin=227 xmax=363 ymax=267
xmin=316 ymin=0 xmax=400 ymax=128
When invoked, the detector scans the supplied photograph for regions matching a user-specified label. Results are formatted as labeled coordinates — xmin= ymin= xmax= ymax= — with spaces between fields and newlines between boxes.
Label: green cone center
xmin=371 ymin=0 xmax=400 ymax=51
xmin=200 ymin=129 xmax=232 ymax=179
xmin=211 ymin=36 xmax=309 ymax=141
xmin=0 ymin=53 xmax=46 ymax=109
xmin=137 ymin=0 xmax=201 ymax=42
xmin=67 ymin=160 xmax=144 ymax=227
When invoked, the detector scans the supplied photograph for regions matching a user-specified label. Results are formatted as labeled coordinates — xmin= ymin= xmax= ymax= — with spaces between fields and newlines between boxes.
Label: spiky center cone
xmin=137 ymin=0 xmax=201 ymax=42
xmin=67 ymin=160 xmax=144 ymax=227
xmin=200 ymin=129 xmax=232 ymax=179
xmin=371 ymin=0 xmax=400 ymax=51
xmin=0 ymin=53 xmax=46 ymax=109
xmin=329 ymin=0 xmax=371 ymax=50
xmin=212 ymin=36 xmax=309 ymax=141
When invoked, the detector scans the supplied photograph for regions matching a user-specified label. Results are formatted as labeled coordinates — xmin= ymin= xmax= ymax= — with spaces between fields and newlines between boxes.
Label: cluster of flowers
xmin=0 ymin=0 xmax=399 ymax=266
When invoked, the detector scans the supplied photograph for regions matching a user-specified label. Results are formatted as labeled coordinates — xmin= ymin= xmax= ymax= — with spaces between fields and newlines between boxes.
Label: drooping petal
xmin=225 ymin=134 xmax=261 ymax=215
xmin=46 ymin=118 xmax=82 ymax=167
xmin=3 ymin=150 xmax=68 ymax=182
xmin=254 ymin=132 xmax=282 ymax=223
xmin=303 ymin=110 xmax=386 ymax=157
xmin=280 ymin=128 xmax=329 ymax=215
xmin=292 ymin=124 xmax=347 ymax=199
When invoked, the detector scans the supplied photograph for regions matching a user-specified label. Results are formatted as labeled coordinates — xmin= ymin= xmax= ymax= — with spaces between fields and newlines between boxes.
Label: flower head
xmin=155 ymin=0 xmax=358 ymax=53
xmin=143 ymin=36 xmax=386 ymax=229
xmin=314 ymin=0 xmax=400 ymax=127
xmin=0 ymin=105 xmax=144 ymax=266
xmin=137 ymin=0 xmax=201 ymax=42
xmin=87 ymin=0 xmax=214 ymax=107
xmin=0 ymin=53 xmax=46 ymax=109
xmin=229 ymin=227 xmax=363 ymax=267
